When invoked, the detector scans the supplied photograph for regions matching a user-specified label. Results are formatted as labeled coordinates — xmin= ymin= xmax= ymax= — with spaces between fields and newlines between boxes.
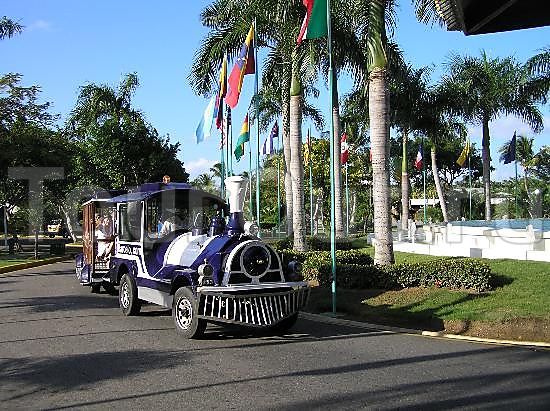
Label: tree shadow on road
xmin=0 ymin=294 xmax=119 ymax=313
xmin=0 ymin=349 xmax=193 ymax=401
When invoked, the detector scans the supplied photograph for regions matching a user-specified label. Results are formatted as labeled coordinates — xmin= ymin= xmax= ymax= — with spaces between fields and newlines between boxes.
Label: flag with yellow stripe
xmin=456 ymin=138 xmax=471 ymax=167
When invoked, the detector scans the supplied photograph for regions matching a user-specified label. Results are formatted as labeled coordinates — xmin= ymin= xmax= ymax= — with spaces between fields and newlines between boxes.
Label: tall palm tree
xmin=0 ymin=17 xmax=23 ymax=40
xmin=442 ymin=51 xmax=545 ymax=220
xmin=360 ymin=0 xmax=396 ymax=265
xmin=190 ymin=0 xmax=318 ymax=251
xmin=253 ymin=48 xmax=324 ymax=237
xmin=67 ymin=73 xmax=158 ymax=188
xmin=389 ymin=63 xmax=431 ymax=230
xmin=526 ymin=46 xmax=550 ymax=101
xmin=308 ymin=1 xmax=367 ymax=238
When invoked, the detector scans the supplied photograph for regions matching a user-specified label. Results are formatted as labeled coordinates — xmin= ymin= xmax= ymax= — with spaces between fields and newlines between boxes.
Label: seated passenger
xmin=159 ymin=215 xmax=176 ymax=237
xmin=97 ymin=215 xmax=115 ymax=260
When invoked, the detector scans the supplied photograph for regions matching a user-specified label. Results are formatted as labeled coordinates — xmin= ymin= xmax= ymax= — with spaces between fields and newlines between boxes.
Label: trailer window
xmin=119 ymin=202 xmax=142 ymax=241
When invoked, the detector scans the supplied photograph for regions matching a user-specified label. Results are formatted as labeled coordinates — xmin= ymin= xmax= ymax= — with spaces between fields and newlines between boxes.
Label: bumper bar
xmin=198 ymin=287 xmax=310 ymax=327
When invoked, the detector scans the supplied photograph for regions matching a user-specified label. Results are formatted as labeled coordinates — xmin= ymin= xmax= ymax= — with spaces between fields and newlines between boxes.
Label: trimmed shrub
xmin=303 ymin=257 xmax=492 ymax=292
xmin=278 ymin=248 xmax=374 ymax=282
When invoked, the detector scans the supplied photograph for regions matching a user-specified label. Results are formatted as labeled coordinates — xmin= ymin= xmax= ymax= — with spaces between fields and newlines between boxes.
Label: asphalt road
xmin=1 ymin=262 xmax=549 ymax=410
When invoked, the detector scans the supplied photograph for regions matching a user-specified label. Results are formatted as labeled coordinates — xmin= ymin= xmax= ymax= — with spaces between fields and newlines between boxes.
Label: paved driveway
xmin=1 ymin=261 xmax=549 ymax=410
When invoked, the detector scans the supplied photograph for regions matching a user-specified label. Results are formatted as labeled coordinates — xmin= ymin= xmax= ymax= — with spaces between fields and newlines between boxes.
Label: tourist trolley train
xmin=75 ymin=176 xmax=309 ymax=338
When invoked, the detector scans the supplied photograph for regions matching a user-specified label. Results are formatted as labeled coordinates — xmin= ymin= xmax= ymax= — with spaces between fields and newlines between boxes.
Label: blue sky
xmin=1 ymin=1 xmax=549 ymax=182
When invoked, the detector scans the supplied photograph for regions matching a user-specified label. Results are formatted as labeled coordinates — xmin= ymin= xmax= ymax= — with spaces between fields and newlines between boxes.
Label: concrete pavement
xmin=1 ymin=261 xmax=549 ymax=410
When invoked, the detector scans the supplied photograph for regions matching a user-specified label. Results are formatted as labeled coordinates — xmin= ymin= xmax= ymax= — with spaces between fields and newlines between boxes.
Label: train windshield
xmin=145 ymin=190 xmax=223 ymax=239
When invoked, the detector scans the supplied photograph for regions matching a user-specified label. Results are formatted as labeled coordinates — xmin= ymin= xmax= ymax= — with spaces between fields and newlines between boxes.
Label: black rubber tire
xmin=90 ymin=283 xmax=101 ymax=293
xmin=271 ymin=313 xmax=299 ymax=334
xmin=102 ymin=281 xmax=117 ymax=295
xmin=119 ymin=274 xmax=141 ymax=316
xmin=172 ymin=287 xmax=206 ymax=339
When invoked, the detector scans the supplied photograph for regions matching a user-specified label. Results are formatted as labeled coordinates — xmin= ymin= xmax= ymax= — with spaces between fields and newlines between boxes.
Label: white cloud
xmin=185 ymin=157 xmax=216 ymax=179
xmin=27 ymin=20 xmax=52 ymax=32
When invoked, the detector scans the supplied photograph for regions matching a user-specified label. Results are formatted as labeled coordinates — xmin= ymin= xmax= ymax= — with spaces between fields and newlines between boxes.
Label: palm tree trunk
xmin=281 ymin=71 xmax=293 ymax=236
xmin=401 ymin=130 xmax=409 ymax=230
xmin=524 ymin=169 xmax=533 ymax=218
xmin=61 ymin=205 xmax=77 ymax=242
xmin=289 ymin=91 xmax=306 ymax=251
xmin=482 ymin=117 xmax=492 ymax=220
xmin=431 ymin=146 xmax=448 ymax=223
xmin=332 ymin=70 xmax=345 ymax=238
xmin=369 ymin=67 xmax=394 ymax=265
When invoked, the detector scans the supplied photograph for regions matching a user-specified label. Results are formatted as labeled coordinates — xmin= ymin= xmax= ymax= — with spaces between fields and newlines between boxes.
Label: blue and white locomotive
xmin=76 ymin=176 xmax=309 ymax=338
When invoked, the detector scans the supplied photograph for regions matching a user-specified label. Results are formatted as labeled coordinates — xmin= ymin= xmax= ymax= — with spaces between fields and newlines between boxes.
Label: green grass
xmin=0 ymin=254 xmax=55 ymax=268
xmin=306 ymin=251 xmax=550 ymax=328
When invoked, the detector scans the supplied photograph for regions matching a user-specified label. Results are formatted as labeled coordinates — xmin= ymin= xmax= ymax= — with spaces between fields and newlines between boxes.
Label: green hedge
xmin=273 ymin=235 xmax=354 ymax=251
xmin=386 ymin=258 xmax=493 ymax=292
xmin=278 ymin=248 xmax=374 ymax=281
xmin=291 ymin=255 xmax=492 ymax=292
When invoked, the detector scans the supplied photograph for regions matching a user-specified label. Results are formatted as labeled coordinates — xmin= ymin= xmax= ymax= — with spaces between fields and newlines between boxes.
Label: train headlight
xmin=198 ymin=261 xmax=214 ymax=286
xmin=244 ymin=221 xmax=260 ymax=237
xmin=241 ymin=244 xmax=270 ymax=278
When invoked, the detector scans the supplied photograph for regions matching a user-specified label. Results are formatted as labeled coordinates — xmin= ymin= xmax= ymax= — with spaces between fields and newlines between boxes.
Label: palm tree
xmin=189 ymin=0 xmax=317 ymax=251
xmin=192 ymin=173 xmax=217 ymax=194
xmin=389 ymin=63 xmax=431 ymax=230
xmin=526 ymin=46 xmax=550 ymax=101
xmin=442 ymin=51 xmax=545 ymax=220
xmin=359 ymin=0 xmax=396 ymax=265
xmin=67 ymin=73 xmax=174 ymax=188
xmin=253 ymin=48 xmax=324 ymax=237
xmin=0 ymin=17 xmax=23 ymax=40
xmin=307 ymin=1 xmax=367 ymax=238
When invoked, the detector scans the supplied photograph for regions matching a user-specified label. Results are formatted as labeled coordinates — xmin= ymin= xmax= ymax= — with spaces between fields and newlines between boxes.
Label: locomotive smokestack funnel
xmin=225 ymin=175 xmax=247 ymax=235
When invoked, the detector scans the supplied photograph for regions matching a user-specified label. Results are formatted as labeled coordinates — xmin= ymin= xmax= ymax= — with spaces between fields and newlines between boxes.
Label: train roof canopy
xmin=108 ymin=182 xmax=224 ymax=204
xmin=437 ymin=0 xmax=550 ymax=35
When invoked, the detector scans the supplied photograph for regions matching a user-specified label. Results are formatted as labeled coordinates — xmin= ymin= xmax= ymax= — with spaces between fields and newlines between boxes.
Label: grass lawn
xmin=306 ymin=249 xmax=550 ymax=342
xmin=0 ymin=253 xmax=56 ymax=268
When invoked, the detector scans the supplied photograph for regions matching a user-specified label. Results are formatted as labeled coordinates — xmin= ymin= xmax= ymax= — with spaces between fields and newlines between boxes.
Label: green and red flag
xmin=234 ymin=114 xmax=250 ymax=161
xmin=297 ymin=0 xmax=328 ymax=44
xmin=226 ymin=24 xmax=255 ymax=109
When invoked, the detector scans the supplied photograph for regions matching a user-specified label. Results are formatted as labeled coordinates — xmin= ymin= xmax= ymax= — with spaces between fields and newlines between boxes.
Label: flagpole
xmin=230 ymin=120 xmax=234 ymax=176
xmin=226 ymin=106 xmax=231 ymax=177
xmin=422 ymin=136 xmax=427 ymax=225
xmin=345 ymin=162 xmax=349 ymax=236
xmin=277 ymin=131 xmax=281 ymax=238
xmin=220 ymin=141 xmax=225 ymax=199
xmin=326 ymin=0 xmax=337 ymax=315
xmin=468 ymin=144 xmax=472 ymax=220
xmin=249 ymin=120 xmax=253 ymax=219
xmin=254 ymin=19 xmax=261 ymax=234
xmin=514 ymin=133 xmax=519 ymax=218
xmin=308 ymin=128 xmax=314 ymax=236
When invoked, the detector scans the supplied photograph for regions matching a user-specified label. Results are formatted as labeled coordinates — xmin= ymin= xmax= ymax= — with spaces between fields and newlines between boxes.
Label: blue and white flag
xmin=195 ymin=95 xmax=216 ymax=144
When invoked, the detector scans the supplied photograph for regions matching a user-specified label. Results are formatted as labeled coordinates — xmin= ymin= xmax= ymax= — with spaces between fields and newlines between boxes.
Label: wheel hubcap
xmin=120 ymin=281 xmax=130 ymax=308
xmin=176 ymin=297 xmax=193 ymax=330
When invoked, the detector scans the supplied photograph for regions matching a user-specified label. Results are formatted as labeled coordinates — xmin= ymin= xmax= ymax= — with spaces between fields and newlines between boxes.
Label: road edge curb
xmin=301 ymin=312 xmax=550 ymax=349
xmin=0 ymin=256 xmax=72 ymax=275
